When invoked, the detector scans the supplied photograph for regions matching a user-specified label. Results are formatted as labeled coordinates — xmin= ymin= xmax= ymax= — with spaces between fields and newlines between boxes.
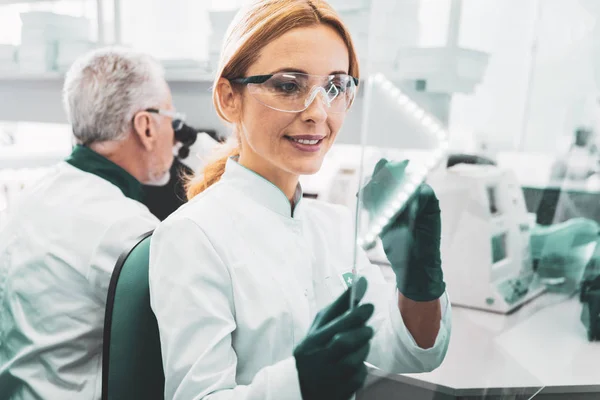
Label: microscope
xmin=428 ymin=163 xmax=546 ymax=314
xmin=142 ymin=124 xmax=221 ymax=221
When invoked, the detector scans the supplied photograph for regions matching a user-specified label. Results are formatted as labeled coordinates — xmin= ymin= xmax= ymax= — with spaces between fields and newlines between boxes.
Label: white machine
xmin=302 ymin=147 xmax=546 ymax=314
xmin=300 ymin=145 xmax=363 ymax=212
xmin=428 ymin=164 xmax=546 ymax=314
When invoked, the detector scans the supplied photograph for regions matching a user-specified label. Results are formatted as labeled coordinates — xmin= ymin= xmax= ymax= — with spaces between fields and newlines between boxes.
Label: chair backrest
xmin=102 ymin=231 xmax=165 ymax=400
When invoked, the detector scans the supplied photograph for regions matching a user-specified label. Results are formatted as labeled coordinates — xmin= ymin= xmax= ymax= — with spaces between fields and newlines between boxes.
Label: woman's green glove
xmin=294 ymin=277 xmax=374 ymax=400
xmin=362 ymin=158 xmax=446 ymax=302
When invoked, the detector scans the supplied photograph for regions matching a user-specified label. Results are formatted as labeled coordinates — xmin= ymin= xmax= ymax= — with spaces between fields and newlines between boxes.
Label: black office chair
xmin=101 ymin=231 xmax=165 ymax=400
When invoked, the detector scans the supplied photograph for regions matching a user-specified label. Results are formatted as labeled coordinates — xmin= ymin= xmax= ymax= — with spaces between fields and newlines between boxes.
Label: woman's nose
xmin=302 ymin=87 xmax=329 ymax=123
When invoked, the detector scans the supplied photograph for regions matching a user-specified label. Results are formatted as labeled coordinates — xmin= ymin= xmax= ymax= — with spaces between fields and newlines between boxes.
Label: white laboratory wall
xmin=447 ymin=0 xmax=600 ymax=154
xmin=418 ymin=0 xmax=452 ymax=47
xmin=446 ymin=0 xmax=538 ymax=152
xmin=522 ymin=0 xmax=599 ymax=152
xmin=210 ymin=0 xmax=249 ymax=10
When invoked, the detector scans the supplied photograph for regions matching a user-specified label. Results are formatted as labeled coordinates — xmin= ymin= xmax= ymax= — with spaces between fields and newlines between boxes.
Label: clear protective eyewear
xmin=145 ymin=108 xmax=187 ymax=131
xmin=230 ymin=72 xmax=359 ymax=113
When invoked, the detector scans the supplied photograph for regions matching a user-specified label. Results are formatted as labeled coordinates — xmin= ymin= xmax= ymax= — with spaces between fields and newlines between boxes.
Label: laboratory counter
xmin=521 ymin=180 xmax=600 ymax=225
xmin=356 ymin=264 xmax=600 ymax=399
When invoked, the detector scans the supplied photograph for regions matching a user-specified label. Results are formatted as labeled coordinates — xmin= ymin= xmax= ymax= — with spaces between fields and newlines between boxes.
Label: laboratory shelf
xmin=0 ymin=70 xmax=213 ymax=82
xmin=165 ymin=70 xmax=214 ymax=83
xmin=0 ymin=0 xmax=87 ymax=4
xmin=0 ymin=70 xmax=221 ymax=129
xmin=0 ymin=72 xmax=63 ymax=81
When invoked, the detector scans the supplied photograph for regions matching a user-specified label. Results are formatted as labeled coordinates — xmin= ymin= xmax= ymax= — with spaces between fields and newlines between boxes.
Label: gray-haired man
xmin=0 ymin=47 xmax=180 ymax=399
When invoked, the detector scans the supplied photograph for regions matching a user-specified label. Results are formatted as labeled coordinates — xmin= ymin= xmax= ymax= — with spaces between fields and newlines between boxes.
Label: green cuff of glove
xmin=394 ymin=267 xmax=446 ymax=302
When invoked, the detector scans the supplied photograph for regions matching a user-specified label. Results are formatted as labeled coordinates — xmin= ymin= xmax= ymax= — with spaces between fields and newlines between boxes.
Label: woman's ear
xmin=216 ymin=77 xmax=242 ymax=123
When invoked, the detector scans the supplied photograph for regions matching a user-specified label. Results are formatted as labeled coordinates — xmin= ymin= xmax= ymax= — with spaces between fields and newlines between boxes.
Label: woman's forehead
xmin=248 ymin=24 xmax=350 ymax=76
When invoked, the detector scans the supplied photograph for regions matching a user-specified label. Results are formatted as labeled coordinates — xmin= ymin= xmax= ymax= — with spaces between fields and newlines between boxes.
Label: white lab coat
xmin=0 ymin=162 xmax=158 ymax=399
xmin=149 ymin=158 xmax=451 ymax=400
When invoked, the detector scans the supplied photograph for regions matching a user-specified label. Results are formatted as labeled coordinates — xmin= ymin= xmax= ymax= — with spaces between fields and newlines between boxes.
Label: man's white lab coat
xmin=0 ymin=162 xmax=158 ymax=399
xmin=149 ymin=158 xmax=451 ymax=400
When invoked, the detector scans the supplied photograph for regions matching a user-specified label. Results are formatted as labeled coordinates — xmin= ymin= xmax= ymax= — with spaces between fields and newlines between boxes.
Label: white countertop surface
xmin=372 ymin=264 xmax=600 ymax=393
xmin=406 ymin=294 xmax=599 ymax=390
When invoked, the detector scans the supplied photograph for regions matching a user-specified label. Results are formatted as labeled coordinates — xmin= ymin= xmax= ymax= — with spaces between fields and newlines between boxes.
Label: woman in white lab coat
xmin=149 ymin=1 xmax=452 ymax=399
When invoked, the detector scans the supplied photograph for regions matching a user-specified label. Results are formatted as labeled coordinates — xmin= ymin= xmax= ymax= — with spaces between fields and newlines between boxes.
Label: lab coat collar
xmin=222 ymin=157 xmax=303 ymax=218
xmin=66 ymin=145 xmax=144 ymax=202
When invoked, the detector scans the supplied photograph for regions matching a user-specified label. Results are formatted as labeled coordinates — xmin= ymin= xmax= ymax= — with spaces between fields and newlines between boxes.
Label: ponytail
xmin=186 ymin=137 xmax=240 ymax=200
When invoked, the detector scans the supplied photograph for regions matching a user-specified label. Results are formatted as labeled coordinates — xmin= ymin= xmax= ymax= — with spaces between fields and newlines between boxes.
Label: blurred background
xmin=2 ymin=0 xmax=600 ymax=398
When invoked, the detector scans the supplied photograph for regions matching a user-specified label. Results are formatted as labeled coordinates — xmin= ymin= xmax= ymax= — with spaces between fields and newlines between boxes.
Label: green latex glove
xmin=294 ymin=277 xmax=375 ymax=400
xmin=362 ymin=158 xmax=446 ymax=302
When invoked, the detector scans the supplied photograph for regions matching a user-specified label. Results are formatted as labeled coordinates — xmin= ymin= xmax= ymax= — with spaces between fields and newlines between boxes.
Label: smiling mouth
xmin=284 ymin=135 xmax=326 ymax=153
xmin=285 ymin=136 xmax=325 ymax=145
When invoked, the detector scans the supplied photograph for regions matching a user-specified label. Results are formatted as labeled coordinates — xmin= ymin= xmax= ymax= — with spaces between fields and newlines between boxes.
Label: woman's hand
xmin=362 ymin=159 xmax=446 ymax=302
xmin=294 ymin=277 xmax=374 ymax=400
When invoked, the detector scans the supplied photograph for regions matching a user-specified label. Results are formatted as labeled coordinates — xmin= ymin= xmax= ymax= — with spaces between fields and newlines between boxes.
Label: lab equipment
xmin=143 ymin=125 xmax=221 ymax=220
xmin=19 ymin=12 xmax=93 ymax=73
xmin=427 ymin=164 xmax=545 ymax=313
xmin=300 ymin=144 xmax=363 ymax=210
xmin=142 ymin=158 xmax=193 ymax=221
xmin=529 ymin=218 xmax=599 ymax=293
xmin=580 ymin=274 xmax=600 ymax=341
xmin=175 ymin=123 xmax=200 ymax=147
xmin=173 ymin=124 xmax=221 ymax=172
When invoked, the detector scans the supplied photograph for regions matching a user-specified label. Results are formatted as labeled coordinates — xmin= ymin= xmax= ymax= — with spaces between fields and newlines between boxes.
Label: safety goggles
xmin=230 ymin=72 xmax=359 ymax=113
xmin=145 ymin=108 xmax=187 ymax=131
